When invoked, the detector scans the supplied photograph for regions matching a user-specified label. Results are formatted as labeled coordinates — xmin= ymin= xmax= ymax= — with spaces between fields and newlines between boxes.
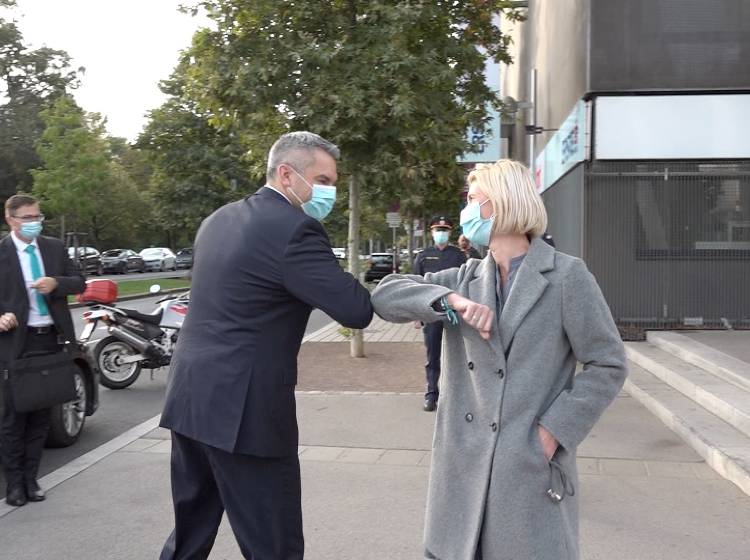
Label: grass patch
xmin=69 ymin=277 xmax=190 ymax=303
xmin=116 ymin=278 xmax=191 ymax=298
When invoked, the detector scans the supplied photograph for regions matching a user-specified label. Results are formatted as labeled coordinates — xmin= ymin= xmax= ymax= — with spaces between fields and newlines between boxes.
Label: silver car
xmin=138 ymin=247 xmax=177 ymax=272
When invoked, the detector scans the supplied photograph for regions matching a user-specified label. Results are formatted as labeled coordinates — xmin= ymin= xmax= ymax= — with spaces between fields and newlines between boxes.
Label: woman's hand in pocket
xmin=537 ymin=424 xmax=559 ymax=461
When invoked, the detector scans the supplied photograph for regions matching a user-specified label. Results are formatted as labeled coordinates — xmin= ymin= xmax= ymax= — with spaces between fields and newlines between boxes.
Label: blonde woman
xmin=371 ymin=160 xmax=627 ymax=560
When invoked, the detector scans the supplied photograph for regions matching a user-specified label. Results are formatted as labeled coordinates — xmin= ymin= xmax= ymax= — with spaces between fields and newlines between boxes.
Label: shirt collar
xmin=11 ymin=230 xmax=39 ymax=253
xmin=264 ymin=184 xmax=292 ymax=205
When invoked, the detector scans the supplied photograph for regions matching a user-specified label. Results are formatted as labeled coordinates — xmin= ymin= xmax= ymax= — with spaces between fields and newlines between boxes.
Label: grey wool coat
xmin=371 ymin=237 xmax=627 ymax=560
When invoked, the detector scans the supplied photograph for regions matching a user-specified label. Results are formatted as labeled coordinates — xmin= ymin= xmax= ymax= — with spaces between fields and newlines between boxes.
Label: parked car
xmin=364 ymin=253 xmax=400 ymax=283
xmin=139 ymin=247 xmax=177 ymax=272
xmin=67 ymin=246 xmax=102 ymax=276
xmin=0 ymin=345 xmax=100 ymax=447
xmin=175 ymin=247 xmax=194 ymax=269
xmin=331 ymin=247 xmax=346 ymax=260
xmin=100 ymin=249 xmax=145 ymax=274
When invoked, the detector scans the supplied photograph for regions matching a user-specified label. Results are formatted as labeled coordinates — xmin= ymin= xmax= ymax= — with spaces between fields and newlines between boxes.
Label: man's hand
xmin=446 ymin=293 xmax=494 ymax=340
xmin=0 ymin=312 xmax=18 ymax=332
xmin=538 ymin=424 xmax=559 ymax=461
xmin=413 ymin=321 xmax=423 ymax=329
xmin=31 ymin=277 xmax=58 ymax=295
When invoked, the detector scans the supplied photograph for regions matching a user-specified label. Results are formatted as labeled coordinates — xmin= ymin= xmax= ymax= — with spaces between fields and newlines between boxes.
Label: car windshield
xmin=371 ymin=255 xmax=393 ymax=265
xmin=141 ymin=249 xmax=164 ymax=257
xmin=102 ymin=250 xmax=124 ymax=257
xmin=177 ymin=249 xmax=192 ymax=256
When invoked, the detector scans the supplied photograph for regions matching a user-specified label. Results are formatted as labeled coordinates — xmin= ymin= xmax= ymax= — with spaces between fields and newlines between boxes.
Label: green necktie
xmin=24 ymin=245 xmax=50 ymax=316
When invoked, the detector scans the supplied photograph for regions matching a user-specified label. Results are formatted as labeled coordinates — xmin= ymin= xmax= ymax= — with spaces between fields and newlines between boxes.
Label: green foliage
xmin=137 ymin=57 xmax=257 ymax=242
xmin=0 ymin=8 xmax=80 ymax=202
xmin=31 ymin=96 xmax=149 ymax=248
xmin=183 ymin=0 xmax=522 ymax=232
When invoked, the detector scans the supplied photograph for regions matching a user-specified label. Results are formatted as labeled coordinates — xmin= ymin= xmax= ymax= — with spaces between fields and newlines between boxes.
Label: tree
xmin=31 ymin=95 xmax=147 ymax=247
xmin=184 ymin=0 xmax=523 ymax=356
xmin=137 ymin=57 xmax=257 ymax=246
xmin=0 ymin=5 xmax=79 ymax=202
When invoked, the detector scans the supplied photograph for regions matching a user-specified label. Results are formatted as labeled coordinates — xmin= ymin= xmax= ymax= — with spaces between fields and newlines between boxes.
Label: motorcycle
xmin=78 ymin=281 xmax=189 ymax=389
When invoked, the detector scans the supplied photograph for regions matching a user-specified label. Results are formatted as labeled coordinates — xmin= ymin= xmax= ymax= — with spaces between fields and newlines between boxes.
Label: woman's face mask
xmin=459 ymin=199 xmax=494 ymax=247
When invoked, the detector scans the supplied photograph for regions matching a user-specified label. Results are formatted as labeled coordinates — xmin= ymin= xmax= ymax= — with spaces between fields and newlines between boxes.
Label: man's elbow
xmin=340 ymin=303 xmax=374 ymax=330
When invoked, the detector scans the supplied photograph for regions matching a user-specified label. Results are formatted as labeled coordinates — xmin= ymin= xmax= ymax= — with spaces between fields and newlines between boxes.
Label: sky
xmin=7 ymin=0 xmax=210 ymax=141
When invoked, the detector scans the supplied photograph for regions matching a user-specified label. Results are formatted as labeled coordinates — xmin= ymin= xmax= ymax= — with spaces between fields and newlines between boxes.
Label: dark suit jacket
xmin=160 ymin=187 xmax=373 ymax=457
xmin=0 ymin=234 xmax=86 ymax=365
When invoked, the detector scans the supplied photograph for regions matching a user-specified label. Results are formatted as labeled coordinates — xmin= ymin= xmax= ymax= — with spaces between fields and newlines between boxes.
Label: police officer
xmin=413 ymin=216 xmax=466 ymax=412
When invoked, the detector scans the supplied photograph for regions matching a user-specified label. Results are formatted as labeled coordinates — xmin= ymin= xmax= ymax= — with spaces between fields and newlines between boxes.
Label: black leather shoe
xmin=5 ymin=485 xmax=27 ymax=507
xmin=25 ymin=480 xmax=45 ymax=502
xmin=423 ymin=399 xmax=437 ymax=412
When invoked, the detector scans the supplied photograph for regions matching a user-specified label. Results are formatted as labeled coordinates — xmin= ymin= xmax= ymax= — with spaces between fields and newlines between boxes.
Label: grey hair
xmin=266 ymin=131 xmax=340 ymax=179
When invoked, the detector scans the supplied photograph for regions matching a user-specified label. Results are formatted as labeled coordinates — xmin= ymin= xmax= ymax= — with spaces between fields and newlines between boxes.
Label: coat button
xmin=490 ymin=422 xmax=498 ymax=432
xmin=497 ymin=368 xmax=504 ymax=378
xmin=468 ymin=362 xmax=474 ymax=370
xmin=465 ymin=413 xmax=474 ymax=422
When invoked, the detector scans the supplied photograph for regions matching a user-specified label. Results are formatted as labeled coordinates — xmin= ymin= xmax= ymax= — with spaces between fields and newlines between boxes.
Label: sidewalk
xmin=1 ymin=326 xmax=749 ymax=559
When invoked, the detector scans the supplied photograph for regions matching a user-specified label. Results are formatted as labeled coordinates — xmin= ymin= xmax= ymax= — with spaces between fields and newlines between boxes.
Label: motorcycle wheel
xmin=94 ymin=336 xmax=142 ymax=389
xmin=47 ymin=370 xmax=87 ymax=447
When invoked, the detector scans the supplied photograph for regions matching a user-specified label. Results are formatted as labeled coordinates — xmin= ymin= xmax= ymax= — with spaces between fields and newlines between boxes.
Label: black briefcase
xmin=7 ymin=350 xmax=78 ymax=413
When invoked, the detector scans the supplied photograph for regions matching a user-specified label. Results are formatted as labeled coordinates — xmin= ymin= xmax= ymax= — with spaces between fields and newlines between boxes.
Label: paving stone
xmin=377 ymin=449 xmax=427 ymax=466
xmin=299 ymin=446 xmax=346 ymax=462
xmin=337 ymin=448 xmax=386 ymax=464
xmin=599 ymin=458 xmax=648 ymax=477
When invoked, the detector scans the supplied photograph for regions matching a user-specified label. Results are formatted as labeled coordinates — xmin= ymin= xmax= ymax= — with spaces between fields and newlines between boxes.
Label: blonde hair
xmin=467 ymin=159 xmax=548 ymax=237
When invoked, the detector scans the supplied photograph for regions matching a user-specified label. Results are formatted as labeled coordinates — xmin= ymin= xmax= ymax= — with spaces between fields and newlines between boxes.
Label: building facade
xmin=502 ymin=0 xmax=750 ymax=335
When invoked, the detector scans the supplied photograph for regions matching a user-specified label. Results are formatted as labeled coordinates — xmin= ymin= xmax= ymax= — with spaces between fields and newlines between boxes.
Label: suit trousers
xmin=423 ymin=321 xmax=444 ymax=401
xmin=160 ymin=431 xmax=304 ymax=560
xmin=1 ymin=330 xmax=60 ymax=490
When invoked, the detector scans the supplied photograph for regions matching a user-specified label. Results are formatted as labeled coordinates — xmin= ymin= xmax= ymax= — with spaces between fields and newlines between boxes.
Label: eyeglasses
xmin=11 ymin=213 xmax=45 ymax=223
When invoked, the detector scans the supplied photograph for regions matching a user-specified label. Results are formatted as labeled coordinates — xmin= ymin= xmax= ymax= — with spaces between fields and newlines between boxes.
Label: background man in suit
xmin=413 ymin=217 xmax=466 ymax=412
xmin=159 ymin=131 xmax=374 ymax=560
xmin=458 ymin=234 xmax=482 ymax=260
xmin=0 ymin=193 xmax=85 ymax=507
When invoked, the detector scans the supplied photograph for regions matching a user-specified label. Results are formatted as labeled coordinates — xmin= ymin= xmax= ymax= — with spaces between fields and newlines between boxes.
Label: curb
xmin=0 ymin=414 xmax=162 ymax=519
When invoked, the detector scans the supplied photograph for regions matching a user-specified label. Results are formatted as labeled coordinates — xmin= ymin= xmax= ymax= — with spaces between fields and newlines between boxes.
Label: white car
xmin=139 ymin=247 xmax=177 ymax=272
xmin=331 ymin=247 xmax=346 ymax=259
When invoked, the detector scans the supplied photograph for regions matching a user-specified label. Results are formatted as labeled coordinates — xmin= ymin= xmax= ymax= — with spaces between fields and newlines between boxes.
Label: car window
xmin=102 ymin=250 xmax=121 ymax=257
xmin=141 ymin=249 xmax=163 ymax=257
xmin=371 ymin=255 xmax=393 ymax=265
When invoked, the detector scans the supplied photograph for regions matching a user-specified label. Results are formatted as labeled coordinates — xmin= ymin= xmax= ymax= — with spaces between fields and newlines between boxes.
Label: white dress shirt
xmin=11 ymin=231 xmax=53 ymax=327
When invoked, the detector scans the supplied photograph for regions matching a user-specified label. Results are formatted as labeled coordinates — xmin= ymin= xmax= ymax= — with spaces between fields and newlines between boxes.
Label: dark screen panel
xmin=590 ymin=0 xmax=750 ymax=90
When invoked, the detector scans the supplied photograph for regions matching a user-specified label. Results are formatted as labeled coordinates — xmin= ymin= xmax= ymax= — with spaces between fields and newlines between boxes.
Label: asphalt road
xmin=1 ymin=297 xmax=332 ymax=494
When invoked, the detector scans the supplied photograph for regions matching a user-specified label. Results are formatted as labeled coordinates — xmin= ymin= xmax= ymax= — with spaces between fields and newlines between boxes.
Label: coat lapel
xmin=1 ymin=235 xmax=26 ymax=294
xmin=467 ymin=254 xmax=506 ymax=363
xmin=498 ymin=237 xmax=556 ymax=355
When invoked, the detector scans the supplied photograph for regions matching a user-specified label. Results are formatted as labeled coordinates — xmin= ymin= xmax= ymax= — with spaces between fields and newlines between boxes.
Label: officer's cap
xmin=429 ymin=216 xmax=453 ymax=229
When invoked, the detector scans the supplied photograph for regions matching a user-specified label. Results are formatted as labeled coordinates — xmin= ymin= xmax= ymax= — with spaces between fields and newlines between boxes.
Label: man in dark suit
xmin=0 ymin=193 xmax=85 ymax=507
xmin=159 ymin=131 xmax=373 ymax=560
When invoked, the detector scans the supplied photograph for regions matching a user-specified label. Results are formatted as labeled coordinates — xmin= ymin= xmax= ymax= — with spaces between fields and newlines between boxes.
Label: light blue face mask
xmin=432 ymin=230 xmax=449 ymax=246
xmin=20 ymin=221 xmax=43 ymax=240
xmin=459 ymin=199 xmax=494 ymax=247
xmin=289 ymin=168 xmax=337 ymax=221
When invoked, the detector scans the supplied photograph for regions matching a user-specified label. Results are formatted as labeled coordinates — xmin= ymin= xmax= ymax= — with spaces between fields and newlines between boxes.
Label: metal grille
xmin=584 ymin=160 xmax=750 ymax=339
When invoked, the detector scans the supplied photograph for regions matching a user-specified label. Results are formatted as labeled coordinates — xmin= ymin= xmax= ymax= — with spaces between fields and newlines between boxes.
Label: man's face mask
xmin=432 ymin=230 xmax=450 ymax=246
xmin=288 ymin=167 xmax=337 ymax=221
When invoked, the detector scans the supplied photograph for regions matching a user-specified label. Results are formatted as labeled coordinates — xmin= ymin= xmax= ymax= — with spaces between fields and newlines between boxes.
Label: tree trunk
xmin=348 ymin=174 xmax=365 ymax=358
xmin=407 ymin=216 xmax=414 ymax=273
